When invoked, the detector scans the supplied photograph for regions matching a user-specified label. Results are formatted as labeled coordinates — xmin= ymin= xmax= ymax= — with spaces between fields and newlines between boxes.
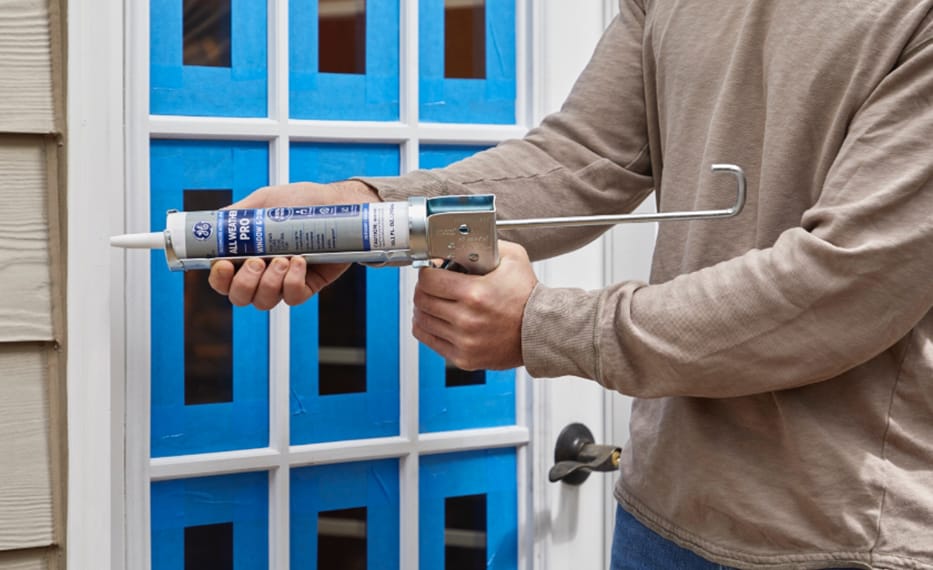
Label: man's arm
xmin=519 ymin=37 xmax=933 ymax=397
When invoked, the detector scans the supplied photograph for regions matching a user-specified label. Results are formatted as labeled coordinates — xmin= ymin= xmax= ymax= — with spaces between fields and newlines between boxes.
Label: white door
xmin=67 ymin=1 xmax=640 ymax=569
xmin=531 ymin=3 xmax=653 ymax=568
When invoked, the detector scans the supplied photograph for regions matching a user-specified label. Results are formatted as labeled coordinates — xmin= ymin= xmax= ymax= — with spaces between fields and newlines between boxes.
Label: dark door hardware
xmin=548 ymin=423 xmax=621 ymax=486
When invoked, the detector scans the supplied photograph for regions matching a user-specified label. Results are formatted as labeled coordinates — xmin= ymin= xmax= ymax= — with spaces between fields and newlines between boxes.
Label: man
xmin=210 ymin=1 xmax=933 ymax=568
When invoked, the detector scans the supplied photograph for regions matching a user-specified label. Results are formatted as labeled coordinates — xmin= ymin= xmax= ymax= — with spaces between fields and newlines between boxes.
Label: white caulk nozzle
xmin=110 ymin=232 xmax=166 ymax=250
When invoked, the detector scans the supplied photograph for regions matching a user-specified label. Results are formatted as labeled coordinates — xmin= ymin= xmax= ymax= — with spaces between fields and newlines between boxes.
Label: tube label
xmin=181 ymin=201 xmax=410 ymax=259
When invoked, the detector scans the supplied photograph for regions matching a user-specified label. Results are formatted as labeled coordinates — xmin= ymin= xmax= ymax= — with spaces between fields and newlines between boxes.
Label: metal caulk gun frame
xmin=405 ymin=162 xmax=746 ymax=274
xmin=150 ymin=163 xmax=745 ymax=275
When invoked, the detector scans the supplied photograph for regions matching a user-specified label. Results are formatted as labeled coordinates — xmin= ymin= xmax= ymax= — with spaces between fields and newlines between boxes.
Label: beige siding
xmin=0 ymin=547 xmax=56 ymax=570
xmin=0 ymin=0 xmax=55 ymax=133
xmin=0 ymin=0 xmax=64 ymax=566
xmin=0 ymin=137 xmax=53 ymax=342
xmin=0 ymin=345 xmax=54 ymax=551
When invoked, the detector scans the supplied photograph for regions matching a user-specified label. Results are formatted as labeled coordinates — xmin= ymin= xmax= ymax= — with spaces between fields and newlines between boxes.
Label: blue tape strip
xmin=419 ymin=0 xmax=516 ymax=124
xmin=420 ymin=449 xmax=518 ymax=570
xmin=150 ymin=0 xmax=267 ymax=117
xmin=150 ymin=140 xmax=270 ymax=457
xmin=291 ymin=460 xmax=400 ymax=569
xmin=420 ymin=347 xmax=515 ymax=432
xmin=289 ymin=144 xmax=401 ymax=444
xmin=151 ymin=471 xmax=269 ymax=570
xmin=417 ymin=146 xmax=516 ymax=432
xmin=289 ymin=0 xmax=400 ymax=120
xmin=419 ymin=145 xmax=488 ymax=170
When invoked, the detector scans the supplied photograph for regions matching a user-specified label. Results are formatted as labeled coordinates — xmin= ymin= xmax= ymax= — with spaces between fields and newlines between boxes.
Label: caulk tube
xmin=160 ymin=201 xmax=410 ymax=270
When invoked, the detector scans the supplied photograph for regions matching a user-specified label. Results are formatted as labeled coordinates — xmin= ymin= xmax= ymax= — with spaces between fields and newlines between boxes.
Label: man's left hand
xmin=412 ymin=241 xmax=537 ymax=371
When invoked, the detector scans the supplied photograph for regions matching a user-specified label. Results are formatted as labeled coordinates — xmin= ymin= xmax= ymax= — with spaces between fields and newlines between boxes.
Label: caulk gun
xmin=110 ymin=164 xmax=746 ymax=275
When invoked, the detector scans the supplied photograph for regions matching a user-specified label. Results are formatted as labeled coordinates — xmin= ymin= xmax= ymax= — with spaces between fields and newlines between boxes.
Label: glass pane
xmin=185 ymin=522 xmax=233 ymax=570
xmin=150 ymin=140 xmax=269 ymax=457
xmin=318 ymin=507 xmax=367 ymax=570
xmin=420 ymin=0 xmax=515 ymax=123
xmin=444 ymin=363 xmax=486 ymax=388
xmin=290 ymin=0 xmax=398 ymax=120
xmin=445 ymin=495 xmax=486 ymax=570
xmin=288 ymin=143 xmax=400 ymax=444
xmin=291 ymin=460 xmax=399 ymax=569
xmin=184 ymin=189 xmax=234 ymax=405
xmin=319 ymin=264 xmax=367 ymax=395
xmin=445 ymin=0 xmax=485 ymax=79
xmin=152 ymin=0 xmax=267 ymax=116
xmin=446 ymin=365 xmax=485 ymax=387
xmin=319 ymin=0 xmax=367 ymax=74
xmin=151 ymin=472 xmax=268 ymax=570
xmin=420 ymin=450 xmax=517 ymax=570
xmin=183 ymin=0 xmax=232 ymax=67
xmin=418 ymin=145 xmax=515 ymax=432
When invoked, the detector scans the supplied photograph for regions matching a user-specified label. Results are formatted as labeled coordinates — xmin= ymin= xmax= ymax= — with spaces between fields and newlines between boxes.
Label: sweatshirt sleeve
xmin=523 ymin=37 xmax=933 ymax=398
xmin=357 ymin=0 xmax=654 ymax=261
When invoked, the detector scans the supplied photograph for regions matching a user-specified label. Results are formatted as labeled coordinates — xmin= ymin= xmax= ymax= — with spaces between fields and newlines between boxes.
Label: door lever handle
xmin=548 ymin=423 xmax=622 ymax=485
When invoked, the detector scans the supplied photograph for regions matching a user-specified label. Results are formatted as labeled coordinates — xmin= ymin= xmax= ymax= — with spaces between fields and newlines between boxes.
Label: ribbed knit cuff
xmin=521 ymin=283 xmax=601 ymax=380
xmin=352 ymin=171 xmax=448 ymax=202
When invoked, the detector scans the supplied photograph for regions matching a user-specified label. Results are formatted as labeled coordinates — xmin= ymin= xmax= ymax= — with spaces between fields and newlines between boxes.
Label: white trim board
xmin=66 ymin=1 xmax=127 ymax=569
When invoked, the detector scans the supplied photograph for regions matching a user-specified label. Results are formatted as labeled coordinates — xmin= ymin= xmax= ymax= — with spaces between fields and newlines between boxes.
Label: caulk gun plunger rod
xmin=110 ymin=232 xmax=165 ymax=250
xmin=495 ymin=163 xmax=747 ymax=230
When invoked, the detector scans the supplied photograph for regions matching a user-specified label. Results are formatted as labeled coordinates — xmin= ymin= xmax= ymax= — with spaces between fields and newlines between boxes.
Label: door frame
xmin=66 ymin=0 xmax=128 ymax=568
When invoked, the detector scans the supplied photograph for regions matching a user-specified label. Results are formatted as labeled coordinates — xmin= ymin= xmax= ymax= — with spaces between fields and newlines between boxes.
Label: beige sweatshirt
xmin=364 ymin=0 xmax=933 ymax=568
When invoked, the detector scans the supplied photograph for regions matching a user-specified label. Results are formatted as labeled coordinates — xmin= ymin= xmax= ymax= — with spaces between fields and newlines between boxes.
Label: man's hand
xmin=412 ymin=241 xmax=537 ymax=371
xmin=208 ymin=180 xmax=379 ymax=309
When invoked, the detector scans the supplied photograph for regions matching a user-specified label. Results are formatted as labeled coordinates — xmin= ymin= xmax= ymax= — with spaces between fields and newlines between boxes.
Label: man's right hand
xmin=207 ymin=179 xmax=380 ymax=310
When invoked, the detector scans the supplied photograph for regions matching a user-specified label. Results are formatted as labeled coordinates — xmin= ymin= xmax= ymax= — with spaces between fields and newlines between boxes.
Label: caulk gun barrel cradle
xmin=110 ymin=163 xmax=746 ymax=275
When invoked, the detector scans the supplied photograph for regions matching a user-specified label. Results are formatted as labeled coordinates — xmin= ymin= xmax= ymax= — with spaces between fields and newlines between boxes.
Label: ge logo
xmin=318 ymin=206 xmax=333 ymax=215
xmin=269 ymin=207 xmax=293 ymax=222
xmin=192 ymin=221 xmax=212 ymax=240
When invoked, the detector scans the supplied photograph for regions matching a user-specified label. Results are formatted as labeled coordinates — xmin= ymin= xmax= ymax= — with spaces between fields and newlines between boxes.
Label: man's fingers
xmin=228 ymin=258 xmax=266 ymax=306
xmin=412 ymin=306 xmax=457 ymax=344
xmin=282 ymin=257 xmax=315 ymax=306
xmin=413 ymin=285 xmax=460 ymax=324
xmin=415 ymin=266 xmax=476 ymax=300
xmin=209 ymin=261 xmax=235 ymax=295
xmin=305 ymin=263 xmax=350 ymax=293
xmin=412 ymin=321 xmax=458 ymax=362
xmin=252 ymin=257 xmax=289 ymax=310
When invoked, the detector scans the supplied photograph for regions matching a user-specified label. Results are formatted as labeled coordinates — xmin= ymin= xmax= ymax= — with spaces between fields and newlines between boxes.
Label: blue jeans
xmin=610 ymin=505 xmax=862 ymax=570
xmin=610 ymin=505 xmax=735 ymax=570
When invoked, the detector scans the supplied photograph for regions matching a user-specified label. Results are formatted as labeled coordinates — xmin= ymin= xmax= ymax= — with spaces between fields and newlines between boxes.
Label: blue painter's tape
xmin=419 ymin=0 xmax=516 ymax=124
xmin=289 ymin=144 xmax=401 ymax=444
xmin=417 ymin=146 xmax=516 ymax=432
xmin=291 ymin=460 xmax=400 ymax=569
xmin=420 ymin=347 xmax=516 ymax=432
xmin=419 ymin=145 xmax=489 ymax=170
xmin=420 ymin=449 xmax=518 ymax=570
xmin=289 ymin=0 xmax=400 ymax=120
xmin=151 ymin=471 xmax=269 ymax=570
xmin=150 ymin=140 xmax=270 ymax=457
xmin=150 ymin=0 xmax=267 ymax=117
